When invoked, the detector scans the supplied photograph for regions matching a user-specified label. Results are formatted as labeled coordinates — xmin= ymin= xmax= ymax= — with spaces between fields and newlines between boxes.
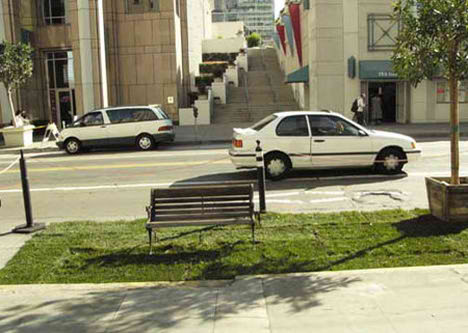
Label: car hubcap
xmin=383 ymin=154 xmax=399 ymax=170
xmin=139 ymin=137 xmax=152 ymax=149
xmin=67 ymin=141 xmax=78 ymax=153
xmin=268 ymin=158 xmax=286 ymax=177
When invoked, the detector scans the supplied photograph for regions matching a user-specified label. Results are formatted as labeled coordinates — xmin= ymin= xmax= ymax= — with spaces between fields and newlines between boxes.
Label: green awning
xmin=286 ymin=65 xmax=309 ymax=83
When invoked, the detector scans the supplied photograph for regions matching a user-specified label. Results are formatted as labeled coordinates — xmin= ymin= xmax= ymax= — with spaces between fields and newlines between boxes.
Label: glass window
xmin=127 ymin=0 xmax=160 ymax=14
xmin=250 ymin=115 xmax=277 ymax=131
xmin=82 ymin=112 xmax=103 ymax=126
xmin=43 ymin=0 xmax=66 ymax=25
xmin=308 ymin=115 xmax=360 ymax=137
xmin=437 ymin=81 xmax=468 ymax=103
xmin=107 ymin=109 xmax=158 ymax=124
xmin=46 ymin=51 xmax=74 ymax=89
xmin=276 ymin=116 xmax=309 ymax=137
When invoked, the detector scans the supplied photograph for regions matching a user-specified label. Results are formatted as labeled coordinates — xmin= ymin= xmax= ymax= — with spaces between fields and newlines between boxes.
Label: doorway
xmin=57 ymin=89 xmax=76 ymax=127
xmin=368 ymin=82 xmax=397 ymax=123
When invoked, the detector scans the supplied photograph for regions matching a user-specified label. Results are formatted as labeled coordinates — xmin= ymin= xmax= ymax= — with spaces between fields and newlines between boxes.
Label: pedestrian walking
xmin=355 ymin=93 xmax=367 ymax=126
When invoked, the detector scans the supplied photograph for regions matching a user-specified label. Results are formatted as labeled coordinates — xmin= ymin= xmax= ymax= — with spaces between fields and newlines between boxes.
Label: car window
xmin=82 ymin=112 xmax=103 ymax=126
xmin=250 ymin=115 xmax=277 ymax=131
xmin=308 ymin=115 xmax=360 ymax=136
xmin=154 ymin=107 xmax=169 ymax=119
xmin=106 ymin=109 xmax=158 ymax=124
xmin=276 ymin=116 xmax=309 ymax=137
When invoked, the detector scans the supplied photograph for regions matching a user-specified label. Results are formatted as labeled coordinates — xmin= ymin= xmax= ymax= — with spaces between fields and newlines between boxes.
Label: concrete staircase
xmin=212 ymin=47 xmax=298 ymax=124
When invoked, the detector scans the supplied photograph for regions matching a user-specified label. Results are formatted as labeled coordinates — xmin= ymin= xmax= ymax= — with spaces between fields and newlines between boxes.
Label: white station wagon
xmin=229 ymin=111 xmax=422 ymax=180
xmin=57 ymin=105 xmax=175 ymax=154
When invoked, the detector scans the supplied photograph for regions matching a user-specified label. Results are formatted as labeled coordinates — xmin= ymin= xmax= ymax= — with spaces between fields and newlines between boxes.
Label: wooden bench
xmin=145 ymin=184 xmax=256 ymax=254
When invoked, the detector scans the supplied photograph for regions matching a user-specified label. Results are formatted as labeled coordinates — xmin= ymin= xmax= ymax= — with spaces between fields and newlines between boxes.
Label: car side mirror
xmin=358 ymin=130 xmax=367 ymax=136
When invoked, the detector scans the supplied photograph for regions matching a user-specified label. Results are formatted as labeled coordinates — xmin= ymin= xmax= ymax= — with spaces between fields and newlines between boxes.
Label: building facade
xmin=275 ymin=0 xmax=468 ymax=124
xmin=0 ymin=0 xmax=211 ymax=127
xmin=212 ymin=0 xmax=275 ymax=40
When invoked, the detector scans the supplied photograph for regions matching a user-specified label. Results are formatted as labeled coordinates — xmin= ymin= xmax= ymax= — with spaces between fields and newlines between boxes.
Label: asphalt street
xmin=0 ymin=139 xmax=468 ymax=227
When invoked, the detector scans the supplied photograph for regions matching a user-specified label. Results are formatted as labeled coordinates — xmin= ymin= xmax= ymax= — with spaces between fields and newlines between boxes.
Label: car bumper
xmin=153 ymin=132 xmax=175 ymax=143
xmin=405 ymin=149 xmax=422 ymax=163
xmin=229 ymin=149 xmax=256 ymax=168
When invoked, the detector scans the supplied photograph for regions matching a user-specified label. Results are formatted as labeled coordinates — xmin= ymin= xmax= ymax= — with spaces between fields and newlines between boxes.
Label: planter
xmin=425 ymin=176 xmax=468 ymax=222
xmin=0 ymin=125 xmax=35 ymax=147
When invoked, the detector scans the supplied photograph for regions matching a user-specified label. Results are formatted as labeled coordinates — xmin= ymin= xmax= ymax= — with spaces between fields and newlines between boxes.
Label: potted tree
xmin=392 ymin=0 xmax=468 ymax=221
xmin=0 ymin=41 xmax=34 ymax=147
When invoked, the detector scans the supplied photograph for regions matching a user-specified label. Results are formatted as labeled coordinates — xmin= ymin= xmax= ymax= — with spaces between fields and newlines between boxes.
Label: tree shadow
xmin=318 ymin=214 xmax=468 ymax=271
xmin=0 ymin=273 xmax=360 ymax=332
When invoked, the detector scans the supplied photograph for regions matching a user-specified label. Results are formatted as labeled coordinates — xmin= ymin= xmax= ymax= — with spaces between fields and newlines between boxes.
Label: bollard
xmin=13 ymin=150 xmax=46 ymax=234
xmin=256 ymin=140 xmax=266 ymax=213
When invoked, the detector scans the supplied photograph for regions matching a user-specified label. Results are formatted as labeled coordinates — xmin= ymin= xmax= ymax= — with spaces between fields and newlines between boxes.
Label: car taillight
xmin=232 ymin=139 xmax=243 ymax=148
xmin=159 ymin=125 xmax=173 ymax=131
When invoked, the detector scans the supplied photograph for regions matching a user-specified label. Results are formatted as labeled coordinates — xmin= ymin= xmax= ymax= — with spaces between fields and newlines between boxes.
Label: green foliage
xmin=195 ymin=75 xmax=214 ymax=94
xmin=2 ymin=209 xmax=468 ymax=284
xmin=246 ymin=32 xmax=262 ymax=48
xmin=0 ymin=41 xmax=34 ymax=91
xmin=199 ymin=62 xmax=229 ymax=78
xmin=202 ymin=53 xmax=237 ymax=64
xmin=392 ymin=0 xmax=468 ymax=86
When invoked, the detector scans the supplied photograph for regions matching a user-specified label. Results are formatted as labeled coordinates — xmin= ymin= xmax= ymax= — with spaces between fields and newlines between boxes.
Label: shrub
xmin=247 ymin=33 xmax=261 ymax=48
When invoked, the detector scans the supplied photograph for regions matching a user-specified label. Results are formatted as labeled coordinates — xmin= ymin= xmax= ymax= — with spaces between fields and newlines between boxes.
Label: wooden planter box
xmin=425 ymin=177 xmax=468 ymax=222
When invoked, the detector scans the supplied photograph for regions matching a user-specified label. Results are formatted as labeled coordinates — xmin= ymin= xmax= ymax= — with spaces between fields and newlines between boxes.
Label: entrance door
xmin=56 ymin=89 xmax=76 ymax=128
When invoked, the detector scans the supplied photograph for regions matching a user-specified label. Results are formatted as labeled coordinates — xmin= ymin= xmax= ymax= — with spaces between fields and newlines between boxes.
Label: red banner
xmin=288 ymin=3 xmax=302 ymax=66
xmin=276 ymin=25 xmax=287 ymax=55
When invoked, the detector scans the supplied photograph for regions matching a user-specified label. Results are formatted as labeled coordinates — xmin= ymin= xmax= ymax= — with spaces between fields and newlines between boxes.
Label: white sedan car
xmin=229 ymin=111 xmax=422 ymax=180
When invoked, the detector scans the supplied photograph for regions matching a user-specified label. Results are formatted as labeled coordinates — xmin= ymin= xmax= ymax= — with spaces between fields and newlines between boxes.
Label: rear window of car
xmin=250 ymin=115 xmax=277 ymax=131
xmin=153 ymin=107 xmax=169 ymax=120
xmin=106 ymin=109 xmax=158 ymax=124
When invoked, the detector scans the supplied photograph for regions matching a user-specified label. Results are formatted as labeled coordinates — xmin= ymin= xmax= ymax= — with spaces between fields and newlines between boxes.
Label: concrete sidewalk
xmin=1 ymin=264 xmax=468 ymax=332
xmin=0 ymin=121 xmax=467 ymax=155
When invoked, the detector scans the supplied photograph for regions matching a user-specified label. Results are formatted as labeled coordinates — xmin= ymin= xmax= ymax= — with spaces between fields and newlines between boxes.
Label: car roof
xmin=90 ymin=106 xmax=157 ymax=112
xmin=272 ymin=110 xmax=340 ymax=117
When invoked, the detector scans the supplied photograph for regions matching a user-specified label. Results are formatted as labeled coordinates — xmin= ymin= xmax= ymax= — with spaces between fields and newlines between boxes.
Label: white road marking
xmin=309 ymin=197 xmax=349 ymax=203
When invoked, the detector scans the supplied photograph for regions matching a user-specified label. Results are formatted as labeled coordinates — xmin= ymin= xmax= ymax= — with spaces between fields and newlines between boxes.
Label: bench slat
xmin=146 ymin=219 xmax=252 ymax=228
xmin=153 ymin=196 xmax=250 ymax=204
xmin=152 ymin=202 xmax=251 ymax=210
xmin=153 ymin=185 xmax=252 ymax=198
xmin=154 ymin=207 xmax=251 ymax=215
xmin=154 ymin=212 xmax=251 ymax=222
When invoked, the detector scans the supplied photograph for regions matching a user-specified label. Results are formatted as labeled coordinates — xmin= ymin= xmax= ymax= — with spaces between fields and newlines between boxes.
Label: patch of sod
xmin=1 ymin=209 xmax=468 ymax=284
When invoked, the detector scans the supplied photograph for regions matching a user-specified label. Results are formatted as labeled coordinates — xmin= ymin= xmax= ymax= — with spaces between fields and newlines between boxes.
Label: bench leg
xmin=251 ymin=222 xmax=255 ymax=245
xmin=147 ymin=227 xmax=153 ymax=255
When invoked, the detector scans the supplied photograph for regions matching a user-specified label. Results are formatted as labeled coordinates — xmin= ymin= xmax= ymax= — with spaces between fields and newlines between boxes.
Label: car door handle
xmin=314 ymin=139 xmax=325 ymax=143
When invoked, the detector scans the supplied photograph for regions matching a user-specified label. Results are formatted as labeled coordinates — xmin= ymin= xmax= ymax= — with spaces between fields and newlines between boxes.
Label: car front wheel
xmin=375 ymin=148 xmax=405 ymax=174
xmin=64 ymin=138 xmax=81 ymax=155
xmin=264 ymin=152 xmax=291 ymax=180
xmin=137 ymin=134 xmax=154 ymax=151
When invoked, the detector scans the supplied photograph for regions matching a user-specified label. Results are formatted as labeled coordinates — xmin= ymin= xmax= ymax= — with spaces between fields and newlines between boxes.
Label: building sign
xmin=359 ymin=60 xmax=399 ymax=80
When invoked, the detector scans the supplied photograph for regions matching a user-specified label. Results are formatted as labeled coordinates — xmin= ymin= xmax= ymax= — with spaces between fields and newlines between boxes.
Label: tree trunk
xmin=449 ymin=76 xmax=460 ymax=185
xmin=7 ymin=87 xmax=17 ymax=128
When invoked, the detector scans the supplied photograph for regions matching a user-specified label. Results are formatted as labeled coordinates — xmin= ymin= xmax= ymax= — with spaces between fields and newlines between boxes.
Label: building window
xmin=367 ymin=14 xmax=400 ymax=51
xmin=43 ymin=0 xmax=66 ymax=25
xmin=126 ymin=0 xmax=160 ymax=14
xmin=436 ymin=81 xmax=468 ymax=104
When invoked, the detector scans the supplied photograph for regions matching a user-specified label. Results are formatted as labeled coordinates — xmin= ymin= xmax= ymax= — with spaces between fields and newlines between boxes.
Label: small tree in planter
xmin=0 ymin=41 xmax=34 ymax=128
xmin=392 ymin=0 xmax=468 ymax=221
xmin=246 ymin=33 xmax=261 ymax=48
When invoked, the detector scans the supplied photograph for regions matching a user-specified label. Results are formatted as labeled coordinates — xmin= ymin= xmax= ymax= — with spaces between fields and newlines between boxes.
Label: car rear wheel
xmin=137 ymin=134 xmax=154 ymax=151
xmin=264 ymin=152 xmax=291 ymax=181
xmin=64 ymin=138 xmax=81 ymax=155
xmin=375 ymin=148 xmax=405 ymax=174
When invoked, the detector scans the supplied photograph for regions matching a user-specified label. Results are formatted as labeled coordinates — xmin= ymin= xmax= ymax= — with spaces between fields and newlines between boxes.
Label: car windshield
xmin=250 ymin=115 xmax=277 ymax=131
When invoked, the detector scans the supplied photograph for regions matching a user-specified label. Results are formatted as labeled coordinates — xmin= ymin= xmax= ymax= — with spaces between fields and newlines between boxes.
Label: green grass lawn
xmin=1 ymin=209 xmax=468 ymax=284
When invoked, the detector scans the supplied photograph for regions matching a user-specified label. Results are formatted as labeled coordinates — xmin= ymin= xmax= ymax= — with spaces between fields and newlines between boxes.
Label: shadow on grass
xmin=319 ymin=214 xmax=468 ymax=271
